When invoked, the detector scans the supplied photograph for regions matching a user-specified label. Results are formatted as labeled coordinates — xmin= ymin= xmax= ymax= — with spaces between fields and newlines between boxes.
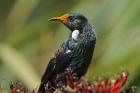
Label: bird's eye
xmin=69 ymin=16 xmax=74 ymax=21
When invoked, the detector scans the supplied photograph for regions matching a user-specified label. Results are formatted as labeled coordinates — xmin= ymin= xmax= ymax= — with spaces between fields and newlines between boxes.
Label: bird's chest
xmin=64 ymin=30 xmax=90 ymax=57
xmin=68 ymin=40 xmax=79 ymax=50
xmin=66 ymin=39 xmax=86 ymax=59
xmin=66 ymin=30 xmax=82 ymax=50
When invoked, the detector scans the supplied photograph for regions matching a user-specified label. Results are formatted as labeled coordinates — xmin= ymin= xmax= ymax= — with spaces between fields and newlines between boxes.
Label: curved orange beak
xmin=49 ymin=14 xmax=69 ymax=24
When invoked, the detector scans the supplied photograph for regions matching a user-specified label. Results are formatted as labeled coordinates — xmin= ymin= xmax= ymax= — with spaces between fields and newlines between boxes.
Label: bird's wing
xmin=40 ymin=41 xmax=72 ymax=84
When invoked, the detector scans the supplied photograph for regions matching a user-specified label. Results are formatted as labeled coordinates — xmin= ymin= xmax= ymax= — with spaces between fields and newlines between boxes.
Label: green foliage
xmin=0 ymin=0 xmax=140 ymax=92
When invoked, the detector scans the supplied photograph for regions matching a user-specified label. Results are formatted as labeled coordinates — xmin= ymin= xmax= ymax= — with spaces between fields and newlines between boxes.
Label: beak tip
xmin=48 ymin=17 xmax=57 ymax=21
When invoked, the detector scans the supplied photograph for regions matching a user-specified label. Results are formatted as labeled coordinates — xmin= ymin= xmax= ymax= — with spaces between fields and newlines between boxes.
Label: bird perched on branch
xmin=38 ymin=13 xmax=96 ymax=93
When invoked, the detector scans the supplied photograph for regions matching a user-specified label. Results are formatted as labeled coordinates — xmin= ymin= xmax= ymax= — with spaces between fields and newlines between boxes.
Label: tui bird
xmin=38 ymin=13 xmax=96 ymax=93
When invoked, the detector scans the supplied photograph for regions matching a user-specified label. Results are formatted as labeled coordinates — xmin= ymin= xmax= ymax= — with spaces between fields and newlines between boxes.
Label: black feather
xmin=38 ymin=13 xmax=96 ymax=93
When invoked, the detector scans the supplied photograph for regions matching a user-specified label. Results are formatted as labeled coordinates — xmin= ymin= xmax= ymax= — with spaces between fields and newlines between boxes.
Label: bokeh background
xmin=0 ymin=0 xmax=140 ymax=92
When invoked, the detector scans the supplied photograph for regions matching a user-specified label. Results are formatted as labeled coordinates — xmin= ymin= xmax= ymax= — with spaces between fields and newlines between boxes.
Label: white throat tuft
xmin=72 ymin=30 xmax=79 ymax=40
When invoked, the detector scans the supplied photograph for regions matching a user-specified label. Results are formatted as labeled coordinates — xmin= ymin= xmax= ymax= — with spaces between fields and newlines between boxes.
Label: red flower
xmin=10 ymin=71 xmax=135 ymax=93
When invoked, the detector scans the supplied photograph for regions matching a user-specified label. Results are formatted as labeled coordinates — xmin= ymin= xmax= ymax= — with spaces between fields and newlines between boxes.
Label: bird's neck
xmin=68 ymin=22 xmax=96 ymax=44
xmin=82 ymin=22 xmax=96 ymax=41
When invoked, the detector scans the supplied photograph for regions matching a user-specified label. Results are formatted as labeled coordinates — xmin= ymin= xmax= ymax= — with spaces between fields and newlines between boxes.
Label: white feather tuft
xmin=72 ymin=30 xmax=79 ymax=40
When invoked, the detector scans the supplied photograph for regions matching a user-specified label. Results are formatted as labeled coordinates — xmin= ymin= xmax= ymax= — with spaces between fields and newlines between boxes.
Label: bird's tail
xmin=38 ymin=80 xmax=55 ymax=93
xmin=38 ymin=58 xmax=56 ymax=93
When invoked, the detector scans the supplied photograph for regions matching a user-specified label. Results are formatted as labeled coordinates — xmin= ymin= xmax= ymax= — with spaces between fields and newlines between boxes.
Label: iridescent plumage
xmin=38 ymin=13 xmax=96 ymax=93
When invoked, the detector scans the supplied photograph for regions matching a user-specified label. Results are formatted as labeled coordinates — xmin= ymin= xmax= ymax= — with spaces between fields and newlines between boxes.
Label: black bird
xmin=38 ymin=13 xmax=96 ymax=93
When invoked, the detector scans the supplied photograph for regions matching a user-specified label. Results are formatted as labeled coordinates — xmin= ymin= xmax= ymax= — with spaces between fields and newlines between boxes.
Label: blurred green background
xmin=0 ymin=0 xmax=140 ymax=92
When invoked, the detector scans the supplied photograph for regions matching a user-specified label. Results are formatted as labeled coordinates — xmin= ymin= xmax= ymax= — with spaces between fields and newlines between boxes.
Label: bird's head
xmin=49 ymin=13 xmax=88 ymax=31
